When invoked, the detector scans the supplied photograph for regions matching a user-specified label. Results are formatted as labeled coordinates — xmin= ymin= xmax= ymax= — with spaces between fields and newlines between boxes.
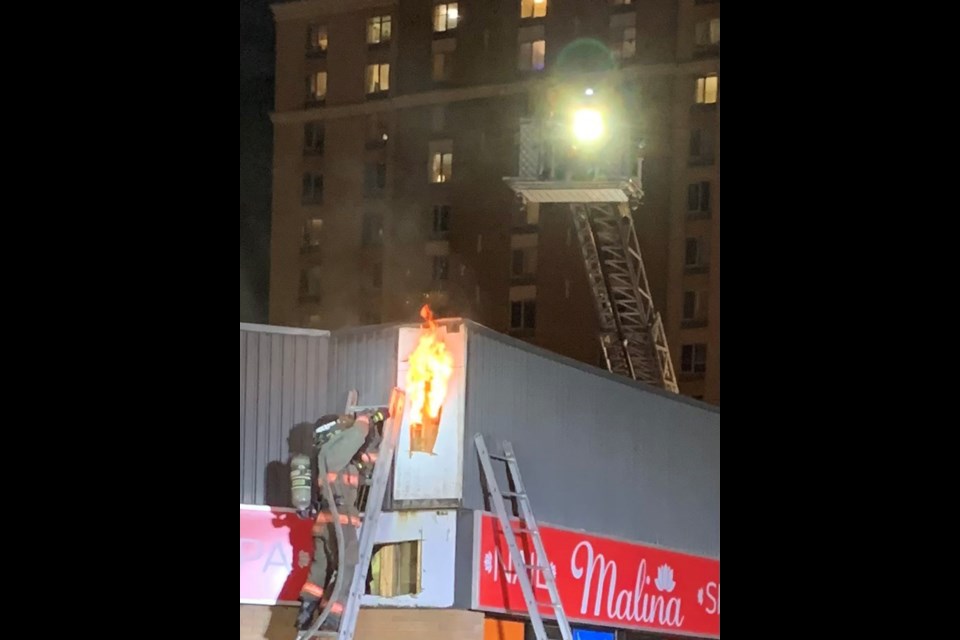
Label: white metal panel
xmin=393 ymin=322 xmax=467 ymax=502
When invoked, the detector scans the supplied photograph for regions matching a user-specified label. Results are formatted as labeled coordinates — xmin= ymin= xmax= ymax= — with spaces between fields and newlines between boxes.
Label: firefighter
xmin=294 ymin=408 xmax=387 ymax=632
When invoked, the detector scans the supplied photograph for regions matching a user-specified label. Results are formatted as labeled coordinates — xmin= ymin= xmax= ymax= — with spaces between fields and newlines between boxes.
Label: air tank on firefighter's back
xmin=290 ymin=454 xmax=312 ymax=511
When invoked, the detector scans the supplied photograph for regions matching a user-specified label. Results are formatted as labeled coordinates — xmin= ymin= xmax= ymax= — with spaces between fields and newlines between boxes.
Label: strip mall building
xmin=240 ymin=320 xmax=720 ymax=640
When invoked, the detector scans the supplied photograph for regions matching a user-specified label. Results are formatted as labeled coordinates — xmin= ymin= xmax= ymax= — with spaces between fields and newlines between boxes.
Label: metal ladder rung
xmin=524 ymin=564 xmax=555 ymax=575
xmin=475 ymin=433 xmax=572 ymax=640
xmin=489 ymin=453 xmax=513 ymax=462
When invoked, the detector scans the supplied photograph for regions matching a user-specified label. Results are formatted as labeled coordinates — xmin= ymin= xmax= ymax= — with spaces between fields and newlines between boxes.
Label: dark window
xmin=510 ymin=300 xmax=536 ymax=330
xmin=433 ymin=256 xmax=449 ymax=281
xmin=433 ymin=205 xmax=451 ymax=234
xmin=683 ymin=292 xmax=697 ymax=320
xmin=364 ymin=163 xmax=387 ymax=196
xmin=685 ymin=238 xmax=701 ymax=267
xmin=304 ymin=122 xmax=325 ymax=154
xmin=681 ymin=344 xmax=707 ymax=374
xmin=302 ymin=173 xmax=323 ymax=204
xmin=690 ymin=130 xmax=702 ymax=157
xmin=362 ymin=213 xmax=383 ymax=246
xmin=687 ymin=181 xmax=710 ymax=213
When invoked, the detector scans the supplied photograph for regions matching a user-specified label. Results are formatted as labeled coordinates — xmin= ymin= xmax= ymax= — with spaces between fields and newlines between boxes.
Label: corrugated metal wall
xmin=461 ymin=324 xmax=721 ymax=559
xmin=325 ymin=324 xmax=399 ymax=413
xmin=239 ymin=325 xmax=332 ymax=506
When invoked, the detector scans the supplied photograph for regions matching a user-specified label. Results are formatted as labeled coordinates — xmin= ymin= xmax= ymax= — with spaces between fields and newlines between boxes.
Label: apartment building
xmin=268 ymin=0 xmax=719 ymax=404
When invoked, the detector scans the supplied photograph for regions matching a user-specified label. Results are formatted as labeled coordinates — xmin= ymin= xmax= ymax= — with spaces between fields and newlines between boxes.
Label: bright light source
xmin=448 ymin=6 xmax=459 ymax=20
xmin=382 ymin=133 xmax=389 ymax=141
xmin=572 ymin=108 xmax=604 ymax=142
xmin=534 ymin=0 xmax=545 ymax=4
xmin=585 ymin=88 xmax=594 ymax=96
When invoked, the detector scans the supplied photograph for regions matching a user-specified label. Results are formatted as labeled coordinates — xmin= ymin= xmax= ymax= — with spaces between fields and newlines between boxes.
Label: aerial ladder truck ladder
xmin=505 ymin=97 xmax=679 ymax=392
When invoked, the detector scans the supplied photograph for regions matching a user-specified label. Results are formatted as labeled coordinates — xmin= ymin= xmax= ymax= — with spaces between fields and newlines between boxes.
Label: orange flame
xmin=406 ymin=305 xmax=454 ymax=434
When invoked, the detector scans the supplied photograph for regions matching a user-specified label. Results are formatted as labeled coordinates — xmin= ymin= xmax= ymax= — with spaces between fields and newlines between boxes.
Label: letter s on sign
xmin=705 ymin=582 xmax=720 ymax=615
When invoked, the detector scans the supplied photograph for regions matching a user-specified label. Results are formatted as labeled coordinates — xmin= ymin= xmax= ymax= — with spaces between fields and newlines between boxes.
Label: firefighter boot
xmin=295 ymin=598 xmax=319 ymax=630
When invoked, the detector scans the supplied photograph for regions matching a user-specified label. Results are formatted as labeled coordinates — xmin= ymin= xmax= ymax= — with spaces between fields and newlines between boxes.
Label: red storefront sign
xmin=240 ymin=505 xmax=314 ymax=605
xmin=472 ymin=512 xmax=720 ymax=637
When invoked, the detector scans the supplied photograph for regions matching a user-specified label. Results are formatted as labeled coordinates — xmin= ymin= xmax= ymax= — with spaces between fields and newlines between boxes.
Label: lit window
xmin=610 ymin=13 xmax=636 ymax=60
xmin=695 ymin=74 xmax=718 ymax=104
xmin=695 ymin=18 xmax=720 ymax=46
xmin=681 ymin=344 xmax=707 ymax=374
xmin=518 ymin=40 xmax=545 ymax=70
xmin=307 ymin=71 xmax=327 ymax=102
xmin=302 ymin=218 xmax=324 ymax=250
xmin=307 ymin=24 xmax=328 ymax=52
xmin=609 ymin=0 xmax=634 ymax=5
xmin=434 ymin=3 xmax=460 ymax=32
xmin=521 ymin=0 xmax=548 ymax=19
xmin=367 ymin=15 xmax=392 ymax=44
xmin=302 ymin=173 xmax=323 ymax=204
xmin=618 ymin=27 xmax=636 ymax=59
xmin=518 ymin=25 xmax=546 ymax=72
xmin=368 ymin=542 xmax=421 ymax=597
xmin=432 ymin=39 xmax=456 ymax=82
xmin=429 ymin=139 xmax=453 ymax=183
xmin=366 ymin=63 xmax=390 ymax=94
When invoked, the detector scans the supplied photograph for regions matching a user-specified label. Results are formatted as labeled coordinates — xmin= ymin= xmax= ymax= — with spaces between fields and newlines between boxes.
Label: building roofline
xmin=458 ymin=320 xmax=721 ymax=416
xmin=240 ymin=322 xmax=331 ymax=337
xmin=324 ymin=318 xmax=720 ymax=416
xmin=271 ymin=0 xmax=396 ymax=22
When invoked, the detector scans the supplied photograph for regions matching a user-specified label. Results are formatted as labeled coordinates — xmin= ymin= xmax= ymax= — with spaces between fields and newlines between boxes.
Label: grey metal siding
xmin=326 ymin=325 xmax=400 ymax=411
xmin=239 ymin=326 xmax=331 ymax=506
xmin=462 ymin=325 xmax=720 ymax=559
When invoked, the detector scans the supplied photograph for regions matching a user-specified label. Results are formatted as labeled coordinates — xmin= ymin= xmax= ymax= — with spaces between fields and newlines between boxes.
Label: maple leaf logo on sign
xmin=484 ymin=551 xmax=494 ymax=574
xmin=655 ymin=564 xmax=676 ymax=593
xmin=298 ymin=551 xmax=311 ymax=569
xmin=697 ymin=587 xmax=704 ymax=605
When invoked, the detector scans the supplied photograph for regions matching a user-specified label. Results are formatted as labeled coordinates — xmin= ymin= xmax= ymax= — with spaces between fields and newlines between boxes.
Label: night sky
xmin=240 ymin=0 xmax=275 ymax=324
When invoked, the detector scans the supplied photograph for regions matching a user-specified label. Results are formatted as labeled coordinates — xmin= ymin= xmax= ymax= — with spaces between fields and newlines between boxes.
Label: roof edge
xmin=240 ymin=323 xmax=332 ymax=338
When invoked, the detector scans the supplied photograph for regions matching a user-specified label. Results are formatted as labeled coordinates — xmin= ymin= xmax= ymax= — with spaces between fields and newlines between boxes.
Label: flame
xmin=406 ymin=305 xmax=454 ymax=433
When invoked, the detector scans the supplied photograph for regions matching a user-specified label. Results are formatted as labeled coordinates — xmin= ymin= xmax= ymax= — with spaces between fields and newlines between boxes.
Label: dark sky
xmin=240 ymin=0 xmax=275 ymax=324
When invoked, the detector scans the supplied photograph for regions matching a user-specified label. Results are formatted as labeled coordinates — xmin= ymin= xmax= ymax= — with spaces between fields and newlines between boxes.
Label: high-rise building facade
xmin=268 ymin=0 xmax=719 ymax=404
